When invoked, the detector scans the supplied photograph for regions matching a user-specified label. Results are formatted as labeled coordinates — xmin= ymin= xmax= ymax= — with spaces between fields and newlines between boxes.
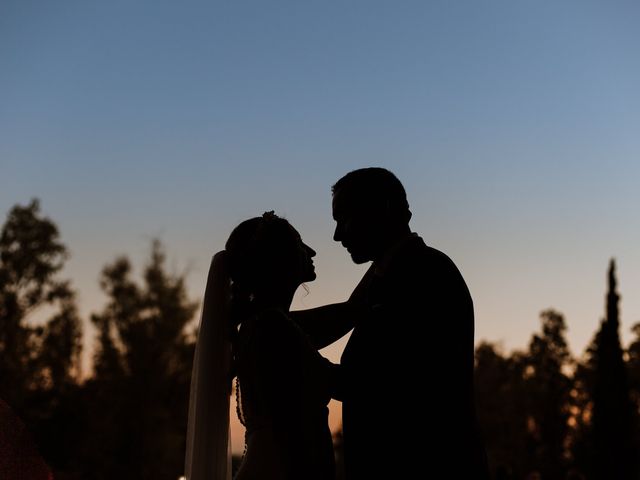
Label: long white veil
xmin=185 ymin=251 xmax=233 ymax=480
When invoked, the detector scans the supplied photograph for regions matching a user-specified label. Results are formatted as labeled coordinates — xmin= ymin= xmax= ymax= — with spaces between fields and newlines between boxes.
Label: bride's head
xmin=225 ymin=212 xmax=316 ymax=312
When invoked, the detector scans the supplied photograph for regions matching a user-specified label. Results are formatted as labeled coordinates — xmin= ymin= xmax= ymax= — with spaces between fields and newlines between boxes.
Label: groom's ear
xmin=381 ymin=199 xmax=399 ymax=222
xmin=383 ymin=199 xmax=392 ymax=219
xmin=382 ymin=200 xmax=411 ymax=225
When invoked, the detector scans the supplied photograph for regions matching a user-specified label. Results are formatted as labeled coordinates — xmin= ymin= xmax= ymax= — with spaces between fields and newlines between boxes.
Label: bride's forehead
xmin=268 ymin=220 xmax=299 ymax=241
xmin=284 ymin=223 xmax=302 ymax=240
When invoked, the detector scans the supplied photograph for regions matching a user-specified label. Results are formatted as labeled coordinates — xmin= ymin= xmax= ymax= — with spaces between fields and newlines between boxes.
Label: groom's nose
xmin=333 ymin=224 xmax=342 ymax=242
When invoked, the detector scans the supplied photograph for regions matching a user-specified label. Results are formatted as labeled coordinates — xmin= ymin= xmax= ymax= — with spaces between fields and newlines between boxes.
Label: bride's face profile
xmin=287 ymin=225 xmax=316 ymax=285
xmin=270 ymin=221 xmax=316 ymax=289
xmin=226 ymin=214 xmax=316 ymax=300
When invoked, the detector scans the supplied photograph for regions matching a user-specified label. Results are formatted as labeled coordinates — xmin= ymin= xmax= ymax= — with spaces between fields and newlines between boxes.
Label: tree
xmin=625 ymin=322 xmax=640 ymax=475
xmin=476 ymin=311 xmax=575 ymax=479
xmin=524 ymin=309 xmax=573 ymax=479
xmin=582 ymin=259 xmax=636 ymax=480
xmin=628 ymin=323 xmax=640 ymax=402
xmin=0 ymin=199 xmax=83 ymax=473
xmin=475 ymin=342 xmax=529 ymax=478
xmin=567 ymin=357 xmax=594 ymax=478
xmin=0 ymin=199 xmax=82 ymax=400
xmin=84 ymin=239 xmax=198 ymax=480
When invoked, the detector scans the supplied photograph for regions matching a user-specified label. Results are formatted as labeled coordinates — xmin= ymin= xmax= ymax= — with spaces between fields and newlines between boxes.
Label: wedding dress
xmin=233 ymin=308 xmax=335 ymax=480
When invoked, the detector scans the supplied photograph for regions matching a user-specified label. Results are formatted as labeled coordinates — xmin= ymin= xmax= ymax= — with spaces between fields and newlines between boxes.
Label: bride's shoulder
xmin=255 ymin=308 xmax=308 ymax=350
xmin=239 ymin=309 xmax=304 ymax=368
xmin=245 ymin=307 xmax=296 ymax=336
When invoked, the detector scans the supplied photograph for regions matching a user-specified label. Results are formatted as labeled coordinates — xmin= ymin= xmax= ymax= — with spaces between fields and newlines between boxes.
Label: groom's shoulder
xmin=423 ymin=243 xmax=457 ymax=267
xmin=408 ymin=238 xmax=468 ymax=284
xmin=406 ymin=236 xmax=453 ymax=267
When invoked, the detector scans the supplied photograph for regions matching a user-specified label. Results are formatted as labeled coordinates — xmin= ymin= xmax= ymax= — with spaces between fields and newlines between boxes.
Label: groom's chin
xmin=349 ymin=252 xmax=370 ymax=264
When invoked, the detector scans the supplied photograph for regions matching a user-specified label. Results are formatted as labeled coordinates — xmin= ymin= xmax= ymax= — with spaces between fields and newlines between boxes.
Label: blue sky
xmin=2 ymin=0 xmax=640 ymax=390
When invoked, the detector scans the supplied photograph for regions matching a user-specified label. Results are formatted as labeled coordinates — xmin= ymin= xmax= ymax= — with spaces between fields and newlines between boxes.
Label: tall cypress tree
xmin=588 ymin=259 xmax=635 ymax=480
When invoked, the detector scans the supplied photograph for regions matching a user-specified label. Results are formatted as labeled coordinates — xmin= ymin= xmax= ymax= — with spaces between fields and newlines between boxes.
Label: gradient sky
xmin=2 ymin=0 xmax=640 ymax=453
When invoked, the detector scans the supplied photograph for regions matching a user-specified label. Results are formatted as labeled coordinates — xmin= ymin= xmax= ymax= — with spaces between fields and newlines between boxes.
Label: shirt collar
xmin=372 ymin=232 xmax=419 ymax=277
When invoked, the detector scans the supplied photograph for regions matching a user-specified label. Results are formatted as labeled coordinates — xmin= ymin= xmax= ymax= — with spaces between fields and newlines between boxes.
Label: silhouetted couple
xmin=185 ymin=168 xmax=489 ymax=479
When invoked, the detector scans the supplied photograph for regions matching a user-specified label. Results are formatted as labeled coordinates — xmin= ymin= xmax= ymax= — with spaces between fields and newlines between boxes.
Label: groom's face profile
xmin=332 ymin=189 xmax=381 ymax=264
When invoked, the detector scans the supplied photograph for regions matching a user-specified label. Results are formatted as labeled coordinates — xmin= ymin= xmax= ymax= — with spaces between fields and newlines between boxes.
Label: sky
xmin=2 ymin=0 xmax=640 ymax=453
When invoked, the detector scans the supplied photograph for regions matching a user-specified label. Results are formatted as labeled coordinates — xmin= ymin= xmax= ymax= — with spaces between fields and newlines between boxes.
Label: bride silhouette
xmin=184 ymin=212 xmax=335 ymax=480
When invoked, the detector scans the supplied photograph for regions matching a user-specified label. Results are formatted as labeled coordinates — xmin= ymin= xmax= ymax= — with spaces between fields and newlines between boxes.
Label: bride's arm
xmin=290 ymin=301 xmax=366 ymax=349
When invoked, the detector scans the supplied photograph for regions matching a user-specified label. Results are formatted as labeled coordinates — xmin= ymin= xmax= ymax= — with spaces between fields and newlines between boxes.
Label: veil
xmin=184 ymin=251 xmax=233 ymax=480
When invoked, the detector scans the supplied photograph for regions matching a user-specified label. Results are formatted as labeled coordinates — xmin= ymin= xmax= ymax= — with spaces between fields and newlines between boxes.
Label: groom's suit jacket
xmin=337 ymin=234 xmax=489 ymax=479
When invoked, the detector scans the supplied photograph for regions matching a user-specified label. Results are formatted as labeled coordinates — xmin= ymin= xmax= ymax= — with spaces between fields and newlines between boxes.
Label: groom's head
xmin=332 ymin=167 xmax=412 ymax=264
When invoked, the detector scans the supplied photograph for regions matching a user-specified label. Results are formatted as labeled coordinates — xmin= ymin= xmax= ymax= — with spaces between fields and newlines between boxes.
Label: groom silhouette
xmin=297 ymin=167 xmax=489 ymax=479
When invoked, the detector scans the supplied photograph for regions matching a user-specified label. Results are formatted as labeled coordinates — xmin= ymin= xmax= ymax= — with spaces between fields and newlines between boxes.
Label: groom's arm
xmin=326 ymin=361 xmax=346 ymax=402
xmin=290 ymin=301 xmax=365 ymax=349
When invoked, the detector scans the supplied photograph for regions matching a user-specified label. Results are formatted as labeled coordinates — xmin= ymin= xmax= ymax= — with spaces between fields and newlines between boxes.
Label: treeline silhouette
xmin=474 ymin=258 xmax=640 ymax=480
xmin=1 ymin=199 xmax=639 ymax=480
